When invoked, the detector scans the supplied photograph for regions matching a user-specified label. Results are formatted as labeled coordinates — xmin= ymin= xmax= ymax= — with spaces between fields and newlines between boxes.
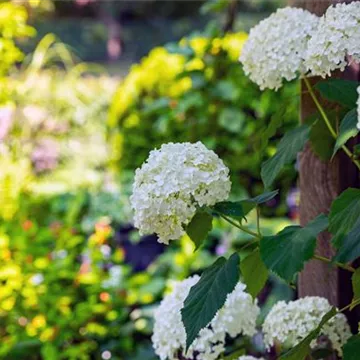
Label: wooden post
xmin=293 ymin=0 xmax=360 ymax=329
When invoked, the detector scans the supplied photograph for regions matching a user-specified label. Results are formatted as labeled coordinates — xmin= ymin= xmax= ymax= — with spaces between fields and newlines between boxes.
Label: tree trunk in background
xmin=290 ymin=0 xmax=360 ymax=337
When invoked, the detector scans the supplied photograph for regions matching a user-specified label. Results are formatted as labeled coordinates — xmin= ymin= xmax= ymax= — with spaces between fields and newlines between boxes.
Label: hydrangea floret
xmin=262 ymin=296 xmax=351 ymax=356
xmin=237 ymin=356 xmax=265 ymax=360
xmin=305 ymin=2 xmax=360 ymax=77
xmin=239 ymin=7 xmax=319 ymax=90
xmin=130 ymin=142 xmax=231 ymax=244
xmin=152 ymin=276 xmax=260 ymax=360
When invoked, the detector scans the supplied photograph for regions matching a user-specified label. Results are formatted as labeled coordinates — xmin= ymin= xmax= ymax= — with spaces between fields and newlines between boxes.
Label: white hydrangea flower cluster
xmin=152 ymin=276 xmax=260 ymax=360
xmin=262 ymin=297 xmax=351 ymax=356
xmin=239 ymin=7 xmax=319 ymax=90
xmin=237 ymin=356 xmax=265 ymax=360
xmin=305 ymin=2 xmax=360 ymax=77
xmin=357 ymin=86 xmax=360 ymax=130
xmin=131 ymin=142 xmax=231 ymax=244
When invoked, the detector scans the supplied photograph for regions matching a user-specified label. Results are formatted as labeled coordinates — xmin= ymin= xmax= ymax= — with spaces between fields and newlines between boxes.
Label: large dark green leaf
xmin=333 ymin=109 xmax=358 ymax=157
xmin=186 ymin=211 xmax=213 ymax=249
xmin=261 ymin=125 xmax=310 ymax=189
xmin=260 ymin=214 xmax=329 ymax=282
xmin=181 ymin=253 xmax=240 ymax=351
xmin=334 ymin=219 xmax=360 ymax=264
xmin=343 ymin=335 xmax=360 ymax=360
xmin=214 ymin=190 xmax=279 ymax=221
xmin=315 ymin=79 xmax=359 ymax=109
xmin=214 ymin=201 xmax=247 ymax=220
xmin=280 ymin=307 xmax=337 ymax=360
xmin=328 ymin=188 xmax=360 ymax=247
xmin=240 ymin=249 xmax=268 ymax=299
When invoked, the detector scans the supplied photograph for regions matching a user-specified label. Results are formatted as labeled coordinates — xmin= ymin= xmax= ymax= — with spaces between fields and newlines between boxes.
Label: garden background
xmin=0 ymin=0 xmax=304 ymax=359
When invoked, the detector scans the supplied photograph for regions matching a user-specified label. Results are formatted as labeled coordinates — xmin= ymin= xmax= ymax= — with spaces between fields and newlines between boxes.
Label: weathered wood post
xmin=293 ymin=0 xmax=360 ymax=328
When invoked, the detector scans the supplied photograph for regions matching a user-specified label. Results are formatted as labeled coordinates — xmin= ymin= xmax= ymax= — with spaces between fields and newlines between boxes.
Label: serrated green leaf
xmin=343 ymin=335 xmax=360 ymax=360
xmin=315 ymin=79 xmax=359 ymax=109
xmin=328 ymin=188 xmax=360 ymax=248
xmin=260 ymin=214 xmax=329 ymax=282
xmin=351 ymin=268 xmax=360 ymax=310
xmin=280 ymin=307 xmax=337 ymax=360
xmin=333 ymin=109 xmax=359 ymax=157
xmin=334 ymin=219 xmax=360 ymax=264
xmin=181 ymin=253 xmax=240 ymax=351
xmin=240 ymin=249 xmax=268 ymax=299
xmin=186 ymin=211 xmax=213 ymax=249
xmin=261 ymin=125 xmax=310 ymax=189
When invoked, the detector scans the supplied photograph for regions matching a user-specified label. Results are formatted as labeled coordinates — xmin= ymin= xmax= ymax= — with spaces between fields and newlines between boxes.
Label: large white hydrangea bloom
xmin=262 ymin=297 xmax=351 ymax=356
xmin=131 ymin=142 xmax=231 ymax=244
xmin=305 ymin=2 xmax=360 ymax=77
xmin=237 ymin=356 xmax=265 ymax=360
xmin=357 ymin=86 xmax=360 ymax=130
xmin=152 ymin=276 xmax=260 ymax=360
xmin=239 ymin=7 xmax=319 ymax=90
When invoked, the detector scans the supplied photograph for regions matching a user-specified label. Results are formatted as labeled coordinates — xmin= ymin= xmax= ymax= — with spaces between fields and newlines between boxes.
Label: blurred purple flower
xmin=0 ymin=106 xmax=14 ymax=141
xmin=31 ymin=139 xmax=59 ymax=173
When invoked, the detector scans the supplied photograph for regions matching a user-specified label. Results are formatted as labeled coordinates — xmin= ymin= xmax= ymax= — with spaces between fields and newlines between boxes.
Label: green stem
xmin=339 ymin=297 xmax=360 ymax=313
xmin=256 ymin=206 xmax=262 ymax=237
xmin=313 ymin=254 xmax=355 ymax=273
xmin=303 ymin=77 xmax=360 ymax=171
xmin=219 ymin=214 xmax=260 ymax=239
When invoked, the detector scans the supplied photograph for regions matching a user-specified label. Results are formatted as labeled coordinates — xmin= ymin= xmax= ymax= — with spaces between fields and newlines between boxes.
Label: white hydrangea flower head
xmin=357 ymin=86 xmax=360 ymax=130
xmin=152 ymin=276 xmax=260 ymax=360
xmin=239 ymin=7 xmax=319 ymax=90
xmin=237 ymin=356 xmax=265 ymax=360
xmin=131 ymin=142 xmax=231 ymax=244
xmin=262 ymin=296 xmax=352 ymax=356
xmin=305 ymin=2 xmax=360 ymax=77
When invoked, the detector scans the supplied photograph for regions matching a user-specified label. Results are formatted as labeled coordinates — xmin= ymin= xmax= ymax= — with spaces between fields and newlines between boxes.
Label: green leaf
xmin=315 ymin=79 xmax=359 ymax=109
xmin=309 ymin=117 xmax=336 ymax=161
xmin=280 ymin=307 xmax=337 ymax=360
xmin=251 ymin=190 xmax=279 ymax=204
xmin=333 ymin=109 xmax=359 ymax=157
xmin=165 ymin=42 xmax=194 ymax=57
xmin=240 ymin=249 xmax=268 ymax=299
xmin=214 ymin=201 xmax=247 ymax=220
xmin=343 ymin=335 xmax=360 ymax=360
xmin=351 ymin=268 xmax=360 ymax=310
xmin=181 ymin=253 xmax=240 ymax=351
xmin=200 ymin=0 xmax=228 ymax=14
xmin=261 ymin=125 xmax=310 ymax=189
xmin=219 ymin=107 xmax=245 ymax=133
xmin=328 ymin=188 xmax=360 ymax=248
xmin=260 ymin=214 xmax=329 ymax=282
xmin=186 ymin=211 xmax=213 ymax=249
xmin=334 ymin=219 xmax=360 ymax=264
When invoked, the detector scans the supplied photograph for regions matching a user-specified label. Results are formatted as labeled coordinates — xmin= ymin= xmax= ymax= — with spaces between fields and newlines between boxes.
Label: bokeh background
xmin=0 ymin=1 xmax=300 ymax=359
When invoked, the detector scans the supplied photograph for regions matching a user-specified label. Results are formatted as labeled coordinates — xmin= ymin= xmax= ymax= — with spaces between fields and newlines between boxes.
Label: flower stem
xmin=339 ymin=297 xmax=360 ymax=313
xmin=219 ymin=214 xmax=260 ymax=239
xmin=303 ymin=77 xmax=360 ymax=171
xmin=313 ymin=254 xmax=355 ymax=273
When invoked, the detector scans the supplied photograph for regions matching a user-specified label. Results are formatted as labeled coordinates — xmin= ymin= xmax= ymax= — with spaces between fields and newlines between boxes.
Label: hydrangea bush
xmin=131 ymin=2 xmax=360 ymax=359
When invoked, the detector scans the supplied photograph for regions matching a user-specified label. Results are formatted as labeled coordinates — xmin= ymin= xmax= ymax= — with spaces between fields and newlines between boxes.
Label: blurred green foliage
xmin=108 ymin=30 xmax=299 ymax=213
